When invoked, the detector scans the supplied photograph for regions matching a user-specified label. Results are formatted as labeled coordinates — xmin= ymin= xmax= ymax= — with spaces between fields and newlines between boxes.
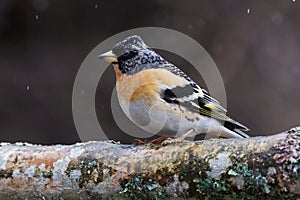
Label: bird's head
xmin=98 ymin=35 xmax=168 ymax=75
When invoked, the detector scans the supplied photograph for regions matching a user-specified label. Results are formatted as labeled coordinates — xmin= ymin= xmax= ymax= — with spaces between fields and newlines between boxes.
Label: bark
xmin=0 ymin=128 xmax=299 ymax=200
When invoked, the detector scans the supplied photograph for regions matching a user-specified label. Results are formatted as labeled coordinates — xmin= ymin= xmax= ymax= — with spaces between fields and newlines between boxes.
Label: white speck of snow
xmin=26 ymin=85 xmax=30 ymax=90
xmin=15 ymin=142 xmax=33 ymax=146
xmin=292 ymin=0 xmax=296 ymax=2
xmin=35 ymin=14 xmax=39 ymax=20
xmin=80 ymin=89 xmax=84 ymax=95
xmin=0 ymin=142 xmax=10 ymax=146
xmin=247 ymin=9 xmax=250 ymax=14
xmin=95 ymin=3 xmax=98 ymax=8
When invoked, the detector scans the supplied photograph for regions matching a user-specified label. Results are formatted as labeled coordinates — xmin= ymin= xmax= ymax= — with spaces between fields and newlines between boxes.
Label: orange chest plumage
xmin=113 ymin=65 xmax=188 ymax=104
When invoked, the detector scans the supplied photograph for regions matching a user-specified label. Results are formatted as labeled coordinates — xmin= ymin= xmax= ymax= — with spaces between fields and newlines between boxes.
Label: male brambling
xmin=98 ymin=35 xmax=249 ymax=143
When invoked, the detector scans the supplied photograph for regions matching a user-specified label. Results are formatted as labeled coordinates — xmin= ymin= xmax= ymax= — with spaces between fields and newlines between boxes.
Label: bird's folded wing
xmin=160 ymin=85 xmax=250 ymax=131
xmin=160 ymin=82 xmax=228 ymax=115
xmin=158 ymin=64 xmax=227 ymax=113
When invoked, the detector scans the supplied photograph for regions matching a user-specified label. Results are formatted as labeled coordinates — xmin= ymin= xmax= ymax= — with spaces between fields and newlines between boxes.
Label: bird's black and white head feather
xmin=112 ymin=35 xmax=168 ymax=74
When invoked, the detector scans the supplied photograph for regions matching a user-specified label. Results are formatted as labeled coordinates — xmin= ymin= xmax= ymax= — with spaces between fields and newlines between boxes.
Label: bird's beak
xmin=98 ymin=50 xmax=118 ymax=63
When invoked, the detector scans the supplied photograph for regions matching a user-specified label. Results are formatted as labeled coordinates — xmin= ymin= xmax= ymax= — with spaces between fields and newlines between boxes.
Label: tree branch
xmin=0 ymin=128 xmax=299 ymax=199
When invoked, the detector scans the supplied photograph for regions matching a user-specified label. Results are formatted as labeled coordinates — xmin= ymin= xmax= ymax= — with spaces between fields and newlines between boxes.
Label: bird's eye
xmin=118 ymin=50 xmax=138 ymax=61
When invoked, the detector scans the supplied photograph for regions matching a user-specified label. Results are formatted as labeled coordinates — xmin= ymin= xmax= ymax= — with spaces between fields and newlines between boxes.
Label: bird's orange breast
xmin=113 ymin=66 xmax=188 ymax=104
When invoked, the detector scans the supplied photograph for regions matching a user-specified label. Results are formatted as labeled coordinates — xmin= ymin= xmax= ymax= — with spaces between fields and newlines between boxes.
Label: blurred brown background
xmin=0 ymin=0 xmax=299 ymax=144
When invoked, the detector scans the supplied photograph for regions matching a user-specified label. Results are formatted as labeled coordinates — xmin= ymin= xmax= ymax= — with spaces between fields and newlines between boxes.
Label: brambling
xmin=98 ymin=35 xmax=249 ymax=143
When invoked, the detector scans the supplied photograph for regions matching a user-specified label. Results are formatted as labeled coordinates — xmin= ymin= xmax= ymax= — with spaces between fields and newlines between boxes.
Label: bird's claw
xmin=133 ymin=136 xmax=168 ymax=145
xmin=133 ymin=139 xmax=146 ymax=145
xmin=161 ymin=137 xmax=184 ymax=146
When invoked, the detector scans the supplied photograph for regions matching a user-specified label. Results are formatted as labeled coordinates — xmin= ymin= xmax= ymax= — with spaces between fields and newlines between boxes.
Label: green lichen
xmin=42 ymin=169 xmax=53 ymax=178
xmin=119 ymin=149 xmax=211 ymax=199
xmin=192 ymin=163 xmax=271 ymax=199
xmin=174 ymin=151 xmax=211 ymax=196
xmin=66 ymin=157 xmax=116 ymax=188
xmin=120 ymin=176 xmax=166 ymax=200
xmin=193 ymin=177 xmax=227 ymax=198
xmin=190 ymin=151 xmax=300 ymax=200
xmin=229 ymin=163 xmax=271 ymax=196
xmin=77 ymin=159 xmax=103 ymax=187
xmin=31 ymin=165 xmax=53 ymax=178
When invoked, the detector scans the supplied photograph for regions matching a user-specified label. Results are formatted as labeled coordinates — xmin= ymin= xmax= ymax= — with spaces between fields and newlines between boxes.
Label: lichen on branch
xmin=0 ymin=128 xmax=299 ymax=199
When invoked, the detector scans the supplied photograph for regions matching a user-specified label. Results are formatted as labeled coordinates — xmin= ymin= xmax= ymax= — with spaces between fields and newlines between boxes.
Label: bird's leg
xmin=134 ymin=136 xmax=168 ymax=145
xmin=162 ymin=129 xmax=195 ymax=145
xmin=150 ymin=136 xmax=169 ymax=144
xmin=133 ymin=139 xmax=146 ymax=145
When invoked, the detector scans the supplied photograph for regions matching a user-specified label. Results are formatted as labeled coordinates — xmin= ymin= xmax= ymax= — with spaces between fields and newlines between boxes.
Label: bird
xmin=98 ymin=35 xmax=249 ymax=144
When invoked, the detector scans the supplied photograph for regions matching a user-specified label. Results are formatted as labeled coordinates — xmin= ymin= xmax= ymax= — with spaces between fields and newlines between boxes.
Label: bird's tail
xmin=223 ymin=119 xmax=250 ymax=138
xmin=232 ymin=127 xmax=250 ymax=138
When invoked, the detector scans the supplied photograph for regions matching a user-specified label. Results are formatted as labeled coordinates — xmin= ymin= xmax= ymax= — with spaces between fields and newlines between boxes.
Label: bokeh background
xmin=0 ymin=0 xmax=299 ymax=144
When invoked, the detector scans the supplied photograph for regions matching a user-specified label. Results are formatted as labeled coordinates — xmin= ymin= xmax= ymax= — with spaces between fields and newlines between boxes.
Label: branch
xmin=0 ymin=128 xmax=299 ymax=199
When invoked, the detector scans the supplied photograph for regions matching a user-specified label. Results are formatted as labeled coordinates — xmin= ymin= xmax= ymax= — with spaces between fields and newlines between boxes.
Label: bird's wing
xmin=160 ymin=82 xmax=229 ymax=119
xmin=157 ymin=64 xmax=248 ymax=131
xmin=160 ymin=83 xmax=249 ymax=131
xmin=158 ymin=64 xmax=227 ymax=113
